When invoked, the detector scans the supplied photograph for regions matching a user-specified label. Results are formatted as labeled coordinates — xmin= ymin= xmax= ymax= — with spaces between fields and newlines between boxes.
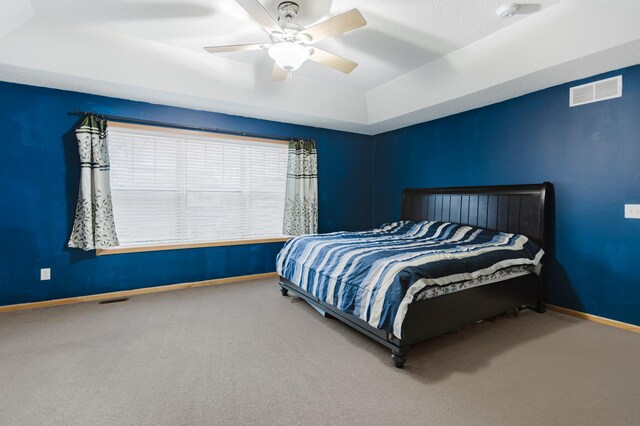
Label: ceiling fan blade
xmin=235 ymin=0 xmax=282 ymax=34
xmin=303 ymin=9 xmax=367 ymax=44
xmin=272 ymin=63 xmax=288 ymax=81
xmin=204 ymin=43 xmax=267 ymax=53
xmin=310 ymin=48 xmax=358 ymax=74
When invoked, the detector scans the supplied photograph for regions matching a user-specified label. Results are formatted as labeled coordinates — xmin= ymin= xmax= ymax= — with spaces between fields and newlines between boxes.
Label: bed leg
xmin=391 ymin=347 xmax=409 ymax=369
xmin=536 ymin=273 xmax=546 ymax=313
xmin=279 ymin=286 xmax=288 ymax=296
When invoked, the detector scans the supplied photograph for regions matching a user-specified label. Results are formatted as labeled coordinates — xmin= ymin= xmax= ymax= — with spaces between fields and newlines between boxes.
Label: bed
xmin=277 ymin=183 xmax=551 ymax=368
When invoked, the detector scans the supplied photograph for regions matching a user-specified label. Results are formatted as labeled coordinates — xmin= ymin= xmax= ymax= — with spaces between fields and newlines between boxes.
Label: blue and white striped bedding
xmin=276 ymin=221 xmax=544 ymax=338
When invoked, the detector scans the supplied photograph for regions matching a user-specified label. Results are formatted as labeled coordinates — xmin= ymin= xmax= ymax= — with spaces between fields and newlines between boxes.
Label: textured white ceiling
xmin=1 ymin=0 xmax=639 ymax=135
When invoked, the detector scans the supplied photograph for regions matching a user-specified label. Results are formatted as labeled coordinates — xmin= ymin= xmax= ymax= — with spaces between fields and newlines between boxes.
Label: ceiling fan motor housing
xmin=278 ymin=2 xmax=300 ymax=21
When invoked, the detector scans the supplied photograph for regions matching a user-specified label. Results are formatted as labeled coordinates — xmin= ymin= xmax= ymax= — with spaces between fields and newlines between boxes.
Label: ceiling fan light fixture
xmin=268 ymin=42 xmax=311 ymax=71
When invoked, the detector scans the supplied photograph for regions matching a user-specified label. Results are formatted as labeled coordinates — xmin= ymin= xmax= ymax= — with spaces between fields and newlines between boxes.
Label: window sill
xmin=95 ymin=237 xmax=291 ymax=256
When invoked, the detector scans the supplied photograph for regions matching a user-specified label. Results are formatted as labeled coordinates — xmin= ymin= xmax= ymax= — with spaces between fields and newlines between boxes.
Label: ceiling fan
xmin=204 ymin=0 xmax=367 ymax=81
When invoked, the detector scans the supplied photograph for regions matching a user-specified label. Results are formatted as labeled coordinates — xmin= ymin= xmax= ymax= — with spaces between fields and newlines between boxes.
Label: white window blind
xmin=107 ymin=123 xmax=289 ymax=248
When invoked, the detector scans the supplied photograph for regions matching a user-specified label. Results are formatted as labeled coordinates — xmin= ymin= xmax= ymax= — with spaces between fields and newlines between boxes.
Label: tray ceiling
xmin=1 ymin=0 xmax=640 ymax=135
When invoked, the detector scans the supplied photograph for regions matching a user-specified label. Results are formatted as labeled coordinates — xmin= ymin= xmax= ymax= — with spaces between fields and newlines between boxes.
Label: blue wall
xmin=0 ymin=82 xmax=372 ymax=305
xmin=372 ymin=66 xmax=640 ymax=326
xmin=2 ymin=65 xmax=638 ymax=325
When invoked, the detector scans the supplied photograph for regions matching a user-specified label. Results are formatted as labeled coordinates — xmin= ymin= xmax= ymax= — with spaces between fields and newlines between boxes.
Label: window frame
xmin=95 ymin=237 xmax=291 ymax=256
xmin=98 ymin=121 xmax=291 ymax=256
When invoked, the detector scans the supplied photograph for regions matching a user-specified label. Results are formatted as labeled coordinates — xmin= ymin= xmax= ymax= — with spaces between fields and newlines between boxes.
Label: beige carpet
xmin=0 ymin=278 xmax=638 ymax=426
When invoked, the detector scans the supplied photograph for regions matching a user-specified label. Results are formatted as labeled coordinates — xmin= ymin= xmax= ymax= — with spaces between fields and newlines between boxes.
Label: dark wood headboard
xmin=401 ymin=183 xmax=551 ymax=249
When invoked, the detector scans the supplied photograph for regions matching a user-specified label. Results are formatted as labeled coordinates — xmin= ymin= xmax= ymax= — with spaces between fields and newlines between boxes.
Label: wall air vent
xmin=570 ymin=75 xmax=622 ymax=107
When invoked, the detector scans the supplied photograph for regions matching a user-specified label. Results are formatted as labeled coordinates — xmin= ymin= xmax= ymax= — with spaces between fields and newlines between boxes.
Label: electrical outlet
xmin=625 ymin=204 xmax=640 ymax=219
xmin=40 ymin=268 xmax=51 ymax=281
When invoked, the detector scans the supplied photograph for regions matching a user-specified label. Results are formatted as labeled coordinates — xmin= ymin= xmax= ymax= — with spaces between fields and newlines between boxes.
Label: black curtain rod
xmin=69 ymin=111 xmax=299 ymax=142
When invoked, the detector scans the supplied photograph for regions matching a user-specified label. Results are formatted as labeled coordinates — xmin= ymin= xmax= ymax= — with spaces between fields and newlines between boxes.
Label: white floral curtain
xmin=283 ymin=139 xmax=318 ymax=236
xmin=67 ymin=115 xmax=119 ymax=250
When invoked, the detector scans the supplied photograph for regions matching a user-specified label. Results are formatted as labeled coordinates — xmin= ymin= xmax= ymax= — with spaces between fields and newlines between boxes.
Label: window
xmin=107 ymin=122 xmax=289 ymax=250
